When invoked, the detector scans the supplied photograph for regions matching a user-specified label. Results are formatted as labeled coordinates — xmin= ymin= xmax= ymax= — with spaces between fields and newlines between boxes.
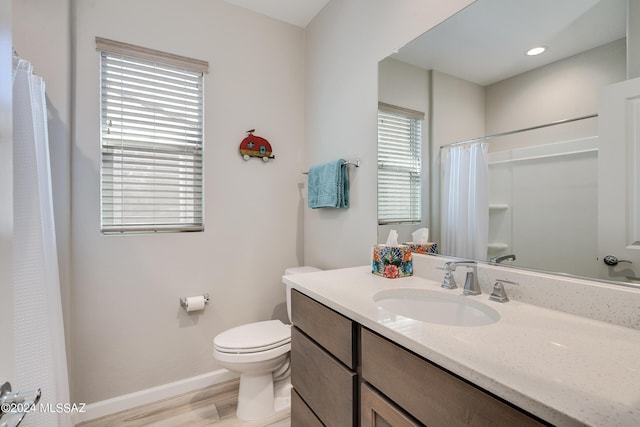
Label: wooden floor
xmin=76 ymin=379 xmax=291 ymax=427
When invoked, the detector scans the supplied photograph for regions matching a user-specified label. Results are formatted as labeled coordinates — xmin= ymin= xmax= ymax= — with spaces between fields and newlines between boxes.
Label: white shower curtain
xmin=441 ymin=142 xmax=489 ymax=261
xmin=13 ymin=59 xmax=71 ymax=427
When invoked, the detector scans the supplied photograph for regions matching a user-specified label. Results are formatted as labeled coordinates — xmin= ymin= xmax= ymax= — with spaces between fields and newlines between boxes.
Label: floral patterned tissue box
xmin=372 ymin=245 xmax=413 ymax=279
xmin=403 ymin=242 xmax=438 ymax=255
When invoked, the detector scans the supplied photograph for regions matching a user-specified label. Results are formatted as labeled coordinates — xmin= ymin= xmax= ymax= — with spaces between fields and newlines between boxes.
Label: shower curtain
xmin=13 ymin=58 xmax=71 ymax=427
xmin=441 ymin=142 xmax=489 ymax=261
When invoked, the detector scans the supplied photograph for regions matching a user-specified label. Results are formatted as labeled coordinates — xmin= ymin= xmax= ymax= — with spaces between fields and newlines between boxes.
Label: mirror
xmin=378 ymin=0 xmax=632 ymax=284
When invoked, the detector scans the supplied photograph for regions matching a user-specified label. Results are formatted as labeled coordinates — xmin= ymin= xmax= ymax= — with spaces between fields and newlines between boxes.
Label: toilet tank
xmin=284 ymin=266 xmax=321 ymax=276
xmin=283 ymin=266 xmax=321 ymax=322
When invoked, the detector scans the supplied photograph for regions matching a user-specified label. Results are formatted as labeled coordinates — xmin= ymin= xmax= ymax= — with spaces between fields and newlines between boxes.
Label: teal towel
xmin=308 ymin=159 xmax=350 ymax=209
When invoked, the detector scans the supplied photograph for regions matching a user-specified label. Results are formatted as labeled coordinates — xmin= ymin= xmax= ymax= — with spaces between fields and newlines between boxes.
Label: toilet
xmin=213 ymin=266 xmax=321 ymax=421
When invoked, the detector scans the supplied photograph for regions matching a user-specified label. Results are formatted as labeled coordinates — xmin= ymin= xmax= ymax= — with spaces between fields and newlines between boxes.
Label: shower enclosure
xmin=487 ymin=134 xmax=598 ymax=277
xmin=441 ymin=115 xmax=599 ymax=279
xmin=10 ymin=56 xmax=71 ymax=427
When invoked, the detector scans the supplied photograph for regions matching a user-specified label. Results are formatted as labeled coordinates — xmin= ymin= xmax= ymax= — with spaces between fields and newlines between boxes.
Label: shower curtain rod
xmin=441 ymin=114 xmax=598 ymax=149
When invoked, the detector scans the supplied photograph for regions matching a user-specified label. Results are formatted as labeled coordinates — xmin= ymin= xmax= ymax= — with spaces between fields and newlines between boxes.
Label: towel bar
xmin=302 ymin=159 xmax=360 ymax=174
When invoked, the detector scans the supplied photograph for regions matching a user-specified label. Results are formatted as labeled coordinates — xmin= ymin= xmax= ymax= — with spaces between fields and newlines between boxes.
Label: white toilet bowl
xmin=214 ymin=320 xmax=291 ymax=420
xmin=212 ymin=266 xmax=320 ymax=421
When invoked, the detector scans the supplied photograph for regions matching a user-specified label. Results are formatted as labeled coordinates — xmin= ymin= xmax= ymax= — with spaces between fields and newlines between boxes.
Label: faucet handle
xmin=442 ymin=271 xmax=458 ymax=289
xmin=439 ymin=262 xmax=458 ymax=289
xmin=489 ymin=279 xmax=517 ymax=303
xmin=462 ymin=271 xmax=481 ymax=295
xmin=436 ymin=262 xmax=453 ymax=271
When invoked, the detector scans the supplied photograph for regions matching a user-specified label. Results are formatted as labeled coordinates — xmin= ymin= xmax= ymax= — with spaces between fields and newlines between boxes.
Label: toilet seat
xmin=215 ymin=337 xmax=290 ymax=354
xmin=214 ymin=320 xmax=291 ymax=354
xmin=214 ymin=340 xmax=291 ymax=365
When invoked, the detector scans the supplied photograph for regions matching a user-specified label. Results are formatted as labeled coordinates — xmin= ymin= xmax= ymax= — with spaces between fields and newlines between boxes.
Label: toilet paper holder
xmin=179 ymin=294 xmax=210 ymax=309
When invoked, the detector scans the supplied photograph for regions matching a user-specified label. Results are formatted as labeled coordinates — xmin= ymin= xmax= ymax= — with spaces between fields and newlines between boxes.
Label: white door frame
xmin=598 ymin=76 xmax=640 ymax=284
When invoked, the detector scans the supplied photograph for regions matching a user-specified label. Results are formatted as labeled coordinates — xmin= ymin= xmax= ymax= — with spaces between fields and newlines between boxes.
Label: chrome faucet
xmin=442 ymin=261 xmax=481 ymax=295
xmin=490 ymin=254 xmax=516 ymax=264
xmin=489 ymin=279 xmax=518 ymax=303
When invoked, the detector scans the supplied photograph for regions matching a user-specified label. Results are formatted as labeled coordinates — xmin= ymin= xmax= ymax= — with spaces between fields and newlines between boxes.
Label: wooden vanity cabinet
xmin=291 ymin=290 xmax=357 ymax=426
xmin=291 ymin=290 xmax=549 ymax=427
xmin=360 ymin=328 xmax=548 ymax=427
xmin=291 ymin=387 xmax=324 ymax=427
xmin=361 ymin=383 xmax=421 ymax=427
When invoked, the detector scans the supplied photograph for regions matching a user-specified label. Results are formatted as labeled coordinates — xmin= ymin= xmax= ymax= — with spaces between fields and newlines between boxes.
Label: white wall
xmin=379 ymin=57 xmax=430 ymax=114
xmin=71 ymin=0 xmax=304 ymax=403
xmin=304 ymin=0 xmax=474 ymax=269
xmin=628 ymin=0 xmax=640 ymax=79
xmin=485 ymin=39 xmax=626 ymax=136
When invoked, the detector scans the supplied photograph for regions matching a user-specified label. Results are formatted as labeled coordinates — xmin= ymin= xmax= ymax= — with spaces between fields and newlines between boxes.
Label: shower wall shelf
xmin=488 ymin=243 xmax=509 ymax=251
xmin=489 ymin=204 xmax=509 ymax=210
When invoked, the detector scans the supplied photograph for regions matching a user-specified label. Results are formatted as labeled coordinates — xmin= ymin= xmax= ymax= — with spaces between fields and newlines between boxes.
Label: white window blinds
xmin=98 ymin=38 xmax=208 ymax=234
xmin=377 ymin=103 xmax=424 ymax=225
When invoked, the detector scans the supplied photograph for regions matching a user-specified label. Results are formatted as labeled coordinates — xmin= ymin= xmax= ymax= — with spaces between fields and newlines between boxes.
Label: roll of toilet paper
xmin=185 ymin=296 xmax=206 ymax=312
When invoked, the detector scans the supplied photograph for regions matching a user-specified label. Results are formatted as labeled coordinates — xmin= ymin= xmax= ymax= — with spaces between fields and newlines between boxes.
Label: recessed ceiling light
xmin=526 ymin=46 xmax=547 ymax=56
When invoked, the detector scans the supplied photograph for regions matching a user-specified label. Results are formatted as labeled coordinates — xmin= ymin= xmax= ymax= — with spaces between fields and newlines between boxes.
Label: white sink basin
xmin=374 ymin=288 xmax=500 ymax=327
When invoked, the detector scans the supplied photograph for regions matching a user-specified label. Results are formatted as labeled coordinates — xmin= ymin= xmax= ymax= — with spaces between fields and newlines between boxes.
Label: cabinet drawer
xmin=292 ymin=388 xmax=323 ymax=427
xmin=291 ymin=289 xmax=355 ymax=368
xmin=292 ymin=326 xmax=357 ymax=427
xmin=361 ymin=383 xmax=420 ymax=427
xmin=361 ymin=328 xmax=547 ymax=427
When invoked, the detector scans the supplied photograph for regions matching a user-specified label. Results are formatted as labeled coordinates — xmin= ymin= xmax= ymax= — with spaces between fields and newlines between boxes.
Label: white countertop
xmin=284 ymin=266 xmax=640 ymax=427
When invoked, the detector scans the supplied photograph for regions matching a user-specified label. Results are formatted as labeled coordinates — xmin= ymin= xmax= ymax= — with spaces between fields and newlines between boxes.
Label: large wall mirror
xmin=378 ymin=0 xmax=640 ymax=286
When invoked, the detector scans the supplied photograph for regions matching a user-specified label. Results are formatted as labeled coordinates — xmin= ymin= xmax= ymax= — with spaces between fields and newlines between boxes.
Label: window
xmin=97 ymin=38 xmax=208 ymax=234
xmin=377 ymin=103 xmax=424 ymax=224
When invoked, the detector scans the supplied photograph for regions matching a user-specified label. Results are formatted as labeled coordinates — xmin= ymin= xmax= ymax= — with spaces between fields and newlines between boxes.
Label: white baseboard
xmin=73 ymin=369 xmax=239 ymax=425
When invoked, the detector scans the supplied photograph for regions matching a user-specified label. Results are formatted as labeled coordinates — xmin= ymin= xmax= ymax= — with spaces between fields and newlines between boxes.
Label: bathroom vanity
xmin=291 ymin=290 xmax=357 ymax=426
xmin=291 ymin=289 xmax=544 ymax=426
xmin=285 ymin=255 xmax=640 ymax=426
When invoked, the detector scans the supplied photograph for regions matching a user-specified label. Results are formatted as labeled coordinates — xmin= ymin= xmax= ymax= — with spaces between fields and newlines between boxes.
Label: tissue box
xmin=403 ymin=242 xmax=438 ymax=255
xmin=372 ymin=245 xmax=413 ymax=278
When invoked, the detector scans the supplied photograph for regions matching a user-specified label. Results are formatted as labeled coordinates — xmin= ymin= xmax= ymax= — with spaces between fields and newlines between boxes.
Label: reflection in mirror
xmin=443 ymin=118 xmax=598 ymax=278
xmin=378 ymin=0 xmax=634 ymax=284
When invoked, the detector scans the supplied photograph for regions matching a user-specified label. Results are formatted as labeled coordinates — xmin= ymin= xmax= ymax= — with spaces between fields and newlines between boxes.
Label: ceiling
xmin=391 ymin=0 xmax=627 ymax=86
xmin=222 ymin=0 xmax=627 ymax=86
xmin=223 ymin=0 xmax=330 ymax=28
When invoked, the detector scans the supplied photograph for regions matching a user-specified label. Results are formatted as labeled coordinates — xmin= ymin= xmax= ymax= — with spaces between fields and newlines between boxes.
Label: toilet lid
xmin=214 ymin=320 xmax=291 ymax=353
xmin=284 ymin=266 xmax=321 ymax=276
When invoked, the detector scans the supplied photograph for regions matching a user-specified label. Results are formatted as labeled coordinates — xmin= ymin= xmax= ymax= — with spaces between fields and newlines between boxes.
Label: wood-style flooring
xmin=76 ymin=379 xmax=291 ymax=427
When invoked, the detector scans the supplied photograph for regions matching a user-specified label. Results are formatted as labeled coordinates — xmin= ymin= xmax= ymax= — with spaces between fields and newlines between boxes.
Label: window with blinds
xmin=377 ymin=103 xmax=424 ymax=224
xmin=98 ymin=38 xmax=208 ymax=234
